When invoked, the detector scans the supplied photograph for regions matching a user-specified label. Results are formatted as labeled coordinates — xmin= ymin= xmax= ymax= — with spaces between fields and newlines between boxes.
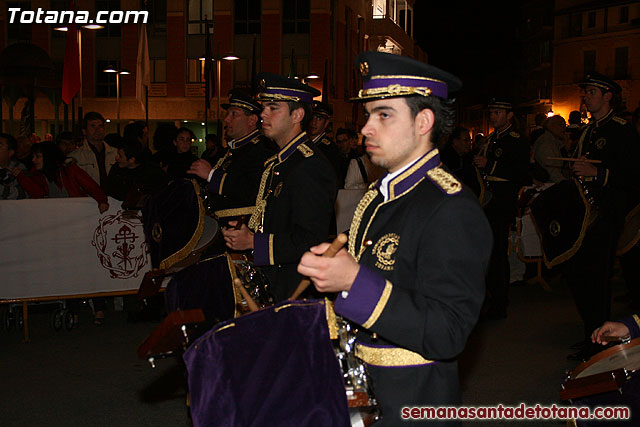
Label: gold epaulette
xmin=509 ymin=131 xmax=520 ymax=138
xmin=426 ymin=167 xmax=462 ymax=195
xmin=613 ymin=116 xmax=627 ymax=125
xmin=251 ymin=136 xmax=261 ymax=144
xmin=297 ymin=143 xmax=314 ymax=157
xmin=321 ymin=137 xmax=331 ymax=146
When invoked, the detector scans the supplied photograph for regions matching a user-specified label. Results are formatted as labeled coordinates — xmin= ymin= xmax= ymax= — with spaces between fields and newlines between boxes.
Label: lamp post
xmin=199 ymin=54 xmax=239 ymax=135
xmin=103 ymin=66 xmax=130 ymax=134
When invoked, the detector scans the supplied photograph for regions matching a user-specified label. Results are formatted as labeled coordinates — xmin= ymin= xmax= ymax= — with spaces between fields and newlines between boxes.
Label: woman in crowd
xmin=13 ymin=141 xmax=109 ymax=213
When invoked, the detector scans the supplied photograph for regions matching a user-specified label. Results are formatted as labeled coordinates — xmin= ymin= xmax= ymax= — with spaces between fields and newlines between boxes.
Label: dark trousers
xmin=562 ymin=219 xmax=617 ymax=339
xmin=621 ymin=244 xmax=640 ymax=305
xmin=486 ymin=215 xmax=511 ymax=313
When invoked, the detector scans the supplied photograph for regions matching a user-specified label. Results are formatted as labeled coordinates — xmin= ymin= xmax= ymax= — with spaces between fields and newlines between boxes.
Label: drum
xmin=183 ymin=299 xmax=379 ymax=427
xmin=617 ymin=203 xmax=640 ymax=256
xmin=142 ymin=178 xmax=219 ymax=271
xmin=529 ymin=179 xmax=593 ymax=267
xmin=561 ymin=339 xmax=640 ymax=426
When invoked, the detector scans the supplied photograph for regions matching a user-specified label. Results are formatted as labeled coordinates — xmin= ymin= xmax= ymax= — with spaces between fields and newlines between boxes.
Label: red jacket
xmin=17 ymin=163 xmax=108 ymax=205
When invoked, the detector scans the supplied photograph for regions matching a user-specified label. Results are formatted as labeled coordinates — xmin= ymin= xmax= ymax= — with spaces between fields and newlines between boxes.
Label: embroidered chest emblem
xmin=595 ymin=138 xmax=607 ymax=149
xmin=372 ymin=233 xmax=400 ymax=271
xmin=274 ymin=181 xmax=284 ymax=197
xmin=494 ymin=148 xmax=503 ymax=158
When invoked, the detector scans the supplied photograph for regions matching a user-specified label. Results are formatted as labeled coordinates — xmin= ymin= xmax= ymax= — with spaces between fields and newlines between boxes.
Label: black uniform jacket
xmin=251 ymin=132 xmax=337 ymax=301
xmin=207 ymin=129 xmax=275 ymax=220
xmin=312 ymin=131 xmax=343 ymax=184
xmin=334 ymin=148 xmax=492 ymax=426
xmin=574 ymin=109 xmax=640 ymax=228
xmin=483 ymin=125 xmax=529 ymax=219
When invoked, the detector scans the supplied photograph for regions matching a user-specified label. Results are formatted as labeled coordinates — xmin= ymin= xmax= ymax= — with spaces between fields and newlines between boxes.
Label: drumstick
xmin=547 ymin=157 xmax=602 ymax=164
xmin=289 ymin=233 xmax=348 ymax=300
xmin=600 ymin=335 xmax=631 ymax=343
xmin=233 ymin=278 xmax=260 ymax=312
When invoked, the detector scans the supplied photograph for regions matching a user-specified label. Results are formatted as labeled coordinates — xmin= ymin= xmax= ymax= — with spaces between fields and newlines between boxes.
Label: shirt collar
xmin=377 ymin=148 xmax=441 ymax=201
xmin=229 ymin=128 xmax=260 ymax=150
xmin=311 ymin=131 xmax=326 ymax=144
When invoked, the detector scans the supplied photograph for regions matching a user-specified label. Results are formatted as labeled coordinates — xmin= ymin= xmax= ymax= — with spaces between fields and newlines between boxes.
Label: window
xmin=96 ymin=0 xmax=121 ymax=37
xmin=587 ymin=11 xmax=596 ymax=28
xmin=397 ymin=1 xmax=413 ymax=36
xmin=151 ymin=59 xmax=167 ymax=83
xmin=188 ymin=0 xmax=213 ymax=35
xmin=584 ymin=50 xmax=596 ymax=75
xmin=571 ymin=13 xmax=582 ymax=37
xmin=235 ymin=0 xmax=261 ymax=34
xmin=96 ymin=60 xmax=120 ymax=97
xmin=283 ymin=0 xmax=309 ymax=34
xmin=620 ymin=6 xmax=629 ymax=23
xmin=373 ymin=0 xmax=386 ymax=19
xmin=187 ymin=58 xmax=204 ymax=83
xmin=7 ymin=1 xmax=32 ymax=42
xmin=147 ymin=0 xmax=167 ymax=34
xmin=615 ymin=47 xmax=629 ymax=79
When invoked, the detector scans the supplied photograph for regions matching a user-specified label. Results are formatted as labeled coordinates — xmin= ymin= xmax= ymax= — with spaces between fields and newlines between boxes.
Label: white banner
xmin=0 ymin=197 xmax=149 ymax=300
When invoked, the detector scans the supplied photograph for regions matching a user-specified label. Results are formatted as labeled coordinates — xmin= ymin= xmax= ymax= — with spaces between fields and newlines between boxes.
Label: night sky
xmin=413 ymin=2 xmax=522 ymax=105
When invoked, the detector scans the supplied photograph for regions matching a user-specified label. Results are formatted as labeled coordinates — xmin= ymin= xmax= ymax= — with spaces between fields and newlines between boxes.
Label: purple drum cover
xmin=183 ymin=300 xmax=350 ymax=427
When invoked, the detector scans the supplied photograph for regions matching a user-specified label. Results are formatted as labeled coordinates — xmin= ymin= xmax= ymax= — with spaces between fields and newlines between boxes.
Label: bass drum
xmin=561 ymin=339 xmax=640 ymax=426
xmin=529 ymin=179 xmax=592 ymax=268
xmin=617 ymin=203 xmax=640 ymax=256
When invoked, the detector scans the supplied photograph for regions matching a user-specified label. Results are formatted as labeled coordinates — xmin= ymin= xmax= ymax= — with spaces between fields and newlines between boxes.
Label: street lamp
xmin=103 ymin=66 xmax=130 ymax=134
xmin=199 ymin=54 xmax=239 ymax=131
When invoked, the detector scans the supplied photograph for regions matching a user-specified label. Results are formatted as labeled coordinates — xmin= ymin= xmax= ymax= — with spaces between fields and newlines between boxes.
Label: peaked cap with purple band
xmin=352 ymin=51 xmax=461 ymax=102
xmin=256 ymin=72 xmax=320 ymax=104
xmin=221 ymin=88 xmax=262 ymax=115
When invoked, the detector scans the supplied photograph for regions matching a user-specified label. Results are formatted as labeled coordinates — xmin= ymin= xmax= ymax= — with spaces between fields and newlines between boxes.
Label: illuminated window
xmin=373 ymin=0 xmax=386 ymax=19
xmin=187 ymin=58 xmax=204 ymax=83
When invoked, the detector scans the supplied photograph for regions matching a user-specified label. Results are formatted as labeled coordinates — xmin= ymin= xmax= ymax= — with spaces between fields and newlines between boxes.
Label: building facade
xmin=552 ymin=0 xmax=640 ymax=121
xmin=0 ymin=0 xmax=425 ymax=140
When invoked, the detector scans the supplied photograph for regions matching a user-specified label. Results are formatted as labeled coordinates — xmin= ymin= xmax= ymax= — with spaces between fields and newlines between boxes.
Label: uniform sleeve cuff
xmin=207 ymin=169 xmax=227 ymax=195
xmin=253 ymin=233 xmax=274 ymax=266
xmin=620 ymin=315 xmax=640 ymax=340
xmin=334 ymin=265 xmax=392 ymax=329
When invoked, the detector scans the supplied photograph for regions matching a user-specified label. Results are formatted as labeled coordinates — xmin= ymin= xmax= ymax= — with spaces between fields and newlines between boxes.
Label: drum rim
xmin=571 ymin=337 xmax=640 ymax=379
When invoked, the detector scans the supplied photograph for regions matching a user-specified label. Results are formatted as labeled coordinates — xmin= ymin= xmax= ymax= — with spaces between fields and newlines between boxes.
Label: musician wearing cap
xmin=189 ymin=89 xmax=275 ymax=226
xmin=298 ymin=51 xmax=492 ymax=425
xmin=308 ymin=101 xmax=343 ymax=182
xmin=220 ymin=73 xmax=337 ymax=301
xmin=473 ymin=98 xmax=529 ymax=319
xmin=562 ymin=72 xmax=640 ymax=360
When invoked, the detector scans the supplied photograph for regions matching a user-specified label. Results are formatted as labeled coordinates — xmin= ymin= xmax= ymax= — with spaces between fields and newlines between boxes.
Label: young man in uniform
xmin=298 ymin=51 xmax=492 ymax=425
xmin=565 ymin=72 xmax=640 ymax=360
xmin=220 ymin=74 xmax=337 ymax=301
xmin=473 ymin=99 xmax=529 ymax=319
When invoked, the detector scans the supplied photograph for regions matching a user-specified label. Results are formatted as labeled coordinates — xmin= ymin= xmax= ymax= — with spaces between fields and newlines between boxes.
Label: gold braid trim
xmin=225 ymin=253 xmax=243 ymax=318
xmin=159 ymin=180 xmax=205 ymax=270
xmin=355 ymin=343 xmax=435 ymax=367
xmin=362 ymin=280 xmax=393 ymax=328
xmin=356 ymin=85 xmax=432 ymax=99
xmin=325 ymin=299 xmax=338 ymax=340
xmin=213 ymin=150 xmax=232 ymax=170
xmin=633 ymin=314 xmax=640 ymax=331
xmin=348 ymin=188 xmax=379 ymax=258
xmin=248 ymin=162 xmax=275 ymax=231
xmin=214 ymin=206 xmax=256 ymax=218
